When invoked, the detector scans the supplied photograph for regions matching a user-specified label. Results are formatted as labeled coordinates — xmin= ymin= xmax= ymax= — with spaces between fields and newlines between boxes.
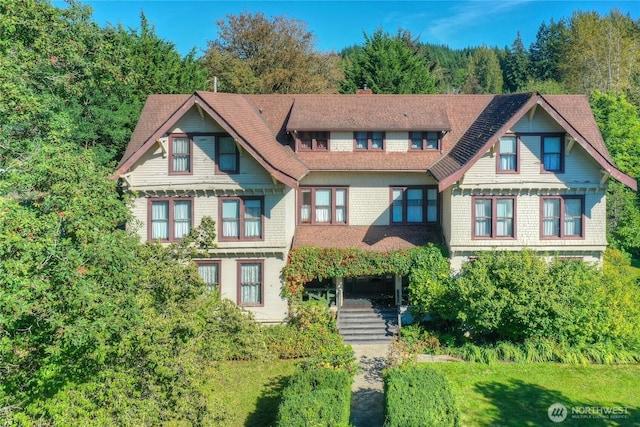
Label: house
xmin=116 ymin=91 xmax=636 ymax=323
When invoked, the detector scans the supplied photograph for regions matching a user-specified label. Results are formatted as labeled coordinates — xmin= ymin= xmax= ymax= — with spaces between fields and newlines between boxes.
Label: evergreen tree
xmin=340 ymin=28 xmax=437 ymax=94
xmin=529 ymin=19 xmax=568 ymax=83
xmin=462 ymin=45 xmax=503 ymax=94
xmin=504 ymin=32 xmax=531 ymax=92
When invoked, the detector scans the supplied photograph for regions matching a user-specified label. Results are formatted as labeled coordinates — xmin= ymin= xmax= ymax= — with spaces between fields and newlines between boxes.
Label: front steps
xmin=338 ymin=306 xmax=399 ymax=344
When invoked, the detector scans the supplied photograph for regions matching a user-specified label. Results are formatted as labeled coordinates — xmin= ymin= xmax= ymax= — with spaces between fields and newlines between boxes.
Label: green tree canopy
xmin=503 ymin=32 xmax=531 ymax=92
xmin=462 ymin=45 xmax=504 ymax=94
xmin=0 ymin=1 xmax=207 ymax=165
xmin=562 ymin=10 xmax=640 ymax=96
xmin=340 ymin=28 xmax=437 ymax=94
xmin=202 ymin=11 xmax=343 ymax=94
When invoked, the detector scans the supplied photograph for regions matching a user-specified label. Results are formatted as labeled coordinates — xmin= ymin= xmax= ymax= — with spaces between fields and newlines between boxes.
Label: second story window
xmin=220 ymin=197 xmax=264 ymax=240
xmin=473 ymin=196 xmax=515 ymax=239
xmin=297 ymin=131 xmax=329 ymax=150
xmin=217 ymin=136 xmax=239 ymax=174
xmin=409 ymin=132 xmax=440 ymax=150
xmin=169 ymin=135 xmax=191 ymax=174
xmin=300 ymin=187 xmax=348 ymax=225
xmin=542 ymin=135 xmax=564 ymax=172
xmin=391 ymin=187 xmax=438 ymax=224
xmin=541 ymin=196 xmax=583 ymax=239
xmin=497 ymin=136 xmax=518 ymax=172
xmin=149 ymin=198 xmax=192 ymax=241
xmin=354 ymin=131 xmax=384 ymax=150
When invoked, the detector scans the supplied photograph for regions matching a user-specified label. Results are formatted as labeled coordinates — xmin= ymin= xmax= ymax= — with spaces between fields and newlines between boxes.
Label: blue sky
xmin=56 ymin=1 xmax=639 ymax=56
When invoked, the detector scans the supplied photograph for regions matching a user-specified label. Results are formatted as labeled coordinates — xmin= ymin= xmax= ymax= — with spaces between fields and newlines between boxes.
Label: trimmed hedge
xmin=384 ymin=365 xmax=460 ymax=427
xmin=276 ymin=367 xmax=352 ymax=426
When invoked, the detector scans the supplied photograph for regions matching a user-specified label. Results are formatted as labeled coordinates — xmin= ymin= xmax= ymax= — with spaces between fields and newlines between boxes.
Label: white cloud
xmin=426 ymin=0 xmax=534 ymax=46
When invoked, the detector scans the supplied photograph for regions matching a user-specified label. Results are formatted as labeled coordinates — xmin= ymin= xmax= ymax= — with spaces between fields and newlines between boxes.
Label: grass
xmin=628 ymin=256 xmax=640 ymax=280
xmin=201 ymin=359 xmax=297 ymax=426
xmin=430 ymin=362 xmax=640 ymax=426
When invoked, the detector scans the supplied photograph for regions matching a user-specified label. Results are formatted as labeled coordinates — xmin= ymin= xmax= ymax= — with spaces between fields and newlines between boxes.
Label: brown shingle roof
xmin=286 ymin=95 xmax=451 ymax=131
xmin=430 ymin=93 xmax=535 ymax=187
xmin=117 ymin=92 xmax=635 ymax=191
xmin=119 ymin=94 xmax=191 ymax=169
xmin=292 ymin=225 xmax=443 ymax=251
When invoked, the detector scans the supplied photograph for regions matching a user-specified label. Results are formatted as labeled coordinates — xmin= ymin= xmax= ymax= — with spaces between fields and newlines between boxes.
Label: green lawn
xmin=430 ymin=362 xmax=640 ymax=426
xmin=202 ymin=359 xmax=297 ymax=426
xmin=629 ymin=256 xmax=640 ymax=280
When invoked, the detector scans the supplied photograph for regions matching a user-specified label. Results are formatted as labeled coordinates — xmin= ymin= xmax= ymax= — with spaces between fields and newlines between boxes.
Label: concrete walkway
xmin=349 ymin=344 xmax=390 ymax=427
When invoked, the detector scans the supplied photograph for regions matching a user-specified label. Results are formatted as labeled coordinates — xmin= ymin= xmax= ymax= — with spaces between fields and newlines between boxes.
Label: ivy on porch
xmin=281 ymin=244 xmax=448 ymax=302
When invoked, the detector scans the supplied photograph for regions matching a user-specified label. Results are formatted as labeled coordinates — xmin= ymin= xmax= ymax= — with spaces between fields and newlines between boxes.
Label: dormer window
xmin=409 ymin=132 xmax=440 ymax=151
xmin=297 ymin=131 xmax=329 ymax=151
xmin=354 ymin=131 xmax=384 ymax=150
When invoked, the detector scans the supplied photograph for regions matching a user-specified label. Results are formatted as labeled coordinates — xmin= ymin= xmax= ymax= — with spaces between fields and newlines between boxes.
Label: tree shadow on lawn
xmin=244 ymin=375 xmax=289 ymax=427
xmin=474 ymin=379 xmax=638 ymax=426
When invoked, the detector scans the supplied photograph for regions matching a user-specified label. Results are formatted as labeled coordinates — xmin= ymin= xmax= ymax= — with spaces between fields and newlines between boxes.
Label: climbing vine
xmin=281 ymin=244 xmax=448 ymax=301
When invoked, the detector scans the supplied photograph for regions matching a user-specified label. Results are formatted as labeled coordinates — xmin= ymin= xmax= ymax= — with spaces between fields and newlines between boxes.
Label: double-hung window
xmin=409 ymin=132 xmax=440 ymax=150
xmin=473 ymin=196 xmax=515 ymax=239
xmin=197 ymin=260 xmax=220 ymax=292
xmin=391 ymin=187 xmax=438 ymax=224
xmin=542 ymin=135 xmax=564 ymax=172
xmin=354 ymin=131 xmax=384 ymax=150
xmin=300 ymin=187 xmax=347 ymax=225
xmin=216 ymin=136 xmax=239 ymax=174
xmin=238 ymin=261 xmax=263 ymax=306
xmin=497 ymin=136 xmax=518 ymax=172
xmin=149 ymin=198 xmax=192 ymax=241
xmin=169 ymin=135 xmax=191 ymax=174
xmin=541 ymin=196 xmax=583 ymax=238
xmin=297 ymin=131 xmax=329 ymax=150
xmin=220 ymin=197 xmax=263 ymax=240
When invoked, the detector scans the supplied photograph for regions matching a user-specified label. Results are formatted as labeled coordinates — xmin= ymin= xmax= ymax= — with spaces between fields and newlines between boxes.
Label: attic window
xmin=297 ymin=131 xmax=328 ymax=151
xmin=354 ymin=131 xmax=384 ymax=150
xmin=169 ymin=134 xmax=192 ymax=174
xmin=409 ymin=132 xmax=440 ymax=151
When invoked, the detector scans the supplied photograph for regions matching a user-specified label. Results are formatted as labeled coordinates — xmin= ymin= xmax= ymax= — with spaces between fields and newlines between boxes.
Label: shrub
xmin=407 ymin=245 xmax=451 ymax=319
xmin=276 ymin=367 xmax=353 ymax=427
xmin=287 ymin=299 xmax=337 ymax=331
xmin=384 ymin=365 xmax=460 ymax=427
xmin=263 ymin=323 xmax=344 ymax=359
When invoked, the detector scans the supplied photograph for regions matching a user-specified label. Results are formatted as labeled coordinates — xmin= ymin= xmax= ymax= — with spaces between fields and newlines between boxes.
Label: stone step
xmin=338 ymin=306 xmax=399 ymax=344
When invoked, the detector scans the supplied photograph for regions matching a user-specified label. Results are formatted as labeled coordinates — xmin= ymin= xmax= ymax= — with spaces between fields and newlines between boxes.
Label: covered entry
xmin=342 ymin=275 xmax=396 ymax=307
